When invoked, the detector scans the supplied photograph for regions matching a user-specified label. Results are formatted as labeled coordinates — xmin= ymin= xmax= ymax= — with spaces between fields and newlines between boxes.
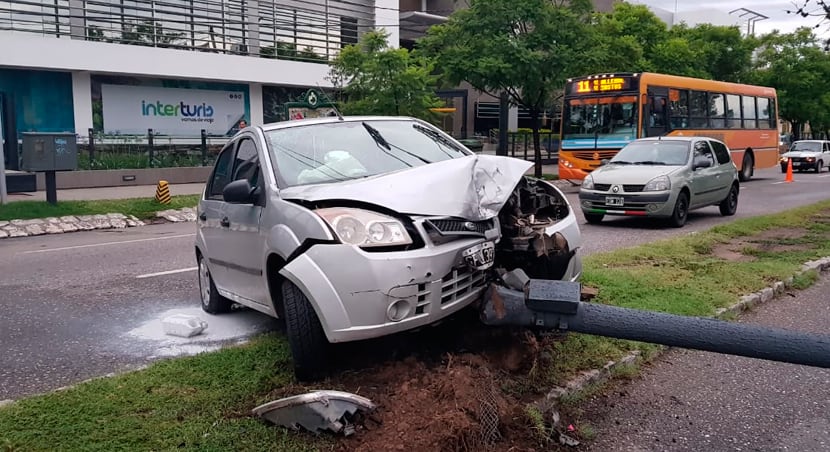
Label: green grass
xmin=0 ymin=195 xmax=200 ymax=221
xmin=0 ymin=335 xmax=323 ymax=452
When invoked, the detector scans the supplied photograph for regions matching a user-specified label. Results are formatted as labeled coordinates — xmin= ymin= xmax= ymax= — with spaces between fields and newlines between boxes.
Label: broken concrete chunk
xmin=253 ymin=390 xmax=376 ymax=436
xmin=161 ymin=314 xmax=208 ymax=338
xmin=502 ymin=268 xmax=530 ymax=291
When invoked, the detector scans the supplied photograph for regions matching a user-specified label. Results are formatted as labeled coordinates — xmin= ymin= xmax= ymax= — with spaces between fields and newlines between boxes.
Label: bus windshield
xmin=562 ymin=96 xmax=638 ymax=142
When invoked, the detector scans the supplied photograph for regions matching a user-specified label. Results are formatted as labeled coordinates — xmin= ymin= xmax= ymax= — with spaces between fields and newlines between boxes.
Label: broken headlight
xmin=315 ymin=207 xmax=413 ymax=248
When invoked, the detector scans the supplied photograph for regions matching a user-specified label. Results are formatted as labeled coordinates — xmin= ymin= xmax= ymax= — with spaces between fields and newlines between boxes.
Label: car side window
xmin=693 ymin=140 xmax=716 ymax=166
xmin=207 ymin=144 xmax=236 ymax=199
xmin=232 ymin=138 xmax=260 ymax=187
xmin=710 ymin=140 xmax=731 ymax=165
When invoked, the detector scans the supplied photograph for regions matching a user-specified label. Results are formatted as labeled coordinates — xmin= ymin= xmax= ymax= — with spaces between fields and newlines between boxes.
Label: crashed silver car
xmin=195 ymin=116 xmax=582 ymax=379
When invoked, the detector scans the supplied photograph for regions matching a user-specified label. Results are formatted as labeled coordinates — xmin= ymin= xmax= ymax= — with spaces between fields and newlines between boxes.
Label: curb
xmin=534 ymin=256 xmax=830 ymax=413
xmin=0 ymin=207 xmax=197 ymax=240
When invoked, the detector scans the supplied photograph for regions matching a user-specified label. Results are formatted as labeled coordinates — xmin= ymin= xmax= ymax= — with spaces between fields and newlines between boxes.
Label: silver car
xmin=195 ymin=116 xmax=583 ymax=379
xmin=779 ymin=140 xmax=830 ymax=173
xmin=578 ymin=137 xmax=739 ymax=227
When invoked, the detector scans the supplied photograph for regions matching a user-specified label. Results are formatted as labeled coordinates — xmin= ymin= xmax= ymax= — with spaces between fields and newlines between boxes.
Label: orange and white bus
xmin=558 ymin=72 xmax=779 ymax=182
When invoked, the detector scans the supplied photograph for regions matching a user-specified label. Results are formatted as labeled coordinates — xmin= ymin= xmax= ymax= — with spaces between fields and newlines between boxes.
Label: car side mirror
xmin=223 ymin=179 xmax=257 ymax=204
xmin=693 ymin=157 xmax=712 ymax=170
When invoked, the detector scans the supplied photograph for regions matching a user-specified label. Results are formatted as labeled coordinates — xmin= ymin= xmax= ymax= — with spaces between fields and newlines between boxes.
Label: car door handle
xmin=220 ymin=217 xmax=230 ymax=228
xmin=199 ymin=213 xmax=207 ymax=221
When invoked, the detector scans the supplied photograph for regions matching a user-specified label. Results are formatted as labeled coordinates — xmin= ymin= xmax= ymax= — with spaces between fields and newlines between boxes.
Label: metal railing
xmin=487 ymin=131 xmax=560 ymax=164
xmin=0 ymin=0 xmax=374 ymax=63
xmin=75 ymin=129 xmax=229 ymax=170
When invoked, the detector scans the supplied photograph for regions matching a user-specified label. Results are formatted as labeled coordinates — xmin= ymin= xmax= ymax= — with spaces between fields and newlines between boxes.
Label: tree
xmin=673 ymin=24 xmax=758 ymax=82
xmin=593 ymin=2 xmax=668 ymax=72
xmin=752 ymin=28 xmax=830 ymax=140
xmin=418 ymin=0 xmax=602 ymax=177
xmin=788 ymin=1 xmax=830 ymax=49
xmin=328 ymin=30 xmax=443 ymax=122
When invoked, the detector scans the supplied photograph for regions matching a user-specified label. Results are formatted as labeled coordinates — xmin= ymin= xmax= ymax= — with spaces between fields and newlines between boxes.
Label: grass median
xmin=3 ymin=200 xmax=830 ymax=450
xmin=0 ymin=195 xmax=200 ymax=222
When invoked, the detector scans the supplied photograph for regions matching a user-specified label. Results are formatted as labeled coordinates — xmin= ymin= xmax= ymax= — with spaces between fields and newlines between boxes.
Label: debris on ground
xmin=253 ymin=390 xmax=376 ymax=436
xmin=161 ymin=314 xmax=208 ymax=338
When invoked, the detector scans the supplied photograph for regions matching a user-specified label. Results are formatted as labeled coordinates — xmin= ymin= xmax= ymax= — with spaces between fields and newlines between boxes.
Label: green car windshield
xmin=611 ymin=141 xmax=690 ymax=166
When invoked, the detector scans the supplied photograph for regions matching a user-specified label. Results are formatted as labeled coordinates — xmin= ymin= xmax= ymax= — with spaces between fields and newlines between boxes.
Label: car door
xmin=198 ymin=143 xmax=236 ymax=292
xmin=707 ymin=139 xmax=735 ymax=202
xmin=824 ymin=142 xmax=830 ymax=169
xmin=688 ymin=140 xmax=720 ymax=207
xmin=217 ymin=135 xmax=269 ymax=305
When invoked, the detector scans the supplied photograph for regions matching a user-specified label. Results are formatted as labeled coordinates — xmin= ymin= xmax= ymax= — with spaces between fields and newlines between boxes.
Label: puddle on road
xmin=124 ymin=306 xmax=275 ymax=359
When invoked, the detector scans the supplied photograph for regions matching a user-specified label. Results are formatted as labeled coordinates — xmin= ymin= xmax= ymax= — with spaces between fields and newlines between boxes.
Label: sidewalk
xmin=4 ymin=183 xmax=205 ymax=203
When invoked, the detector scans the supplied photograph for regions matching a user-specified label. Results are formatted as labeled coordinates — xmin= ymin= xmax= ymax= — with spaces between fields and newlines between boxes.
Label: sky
xmin=635 ymin=0 xmax=830 ymax=38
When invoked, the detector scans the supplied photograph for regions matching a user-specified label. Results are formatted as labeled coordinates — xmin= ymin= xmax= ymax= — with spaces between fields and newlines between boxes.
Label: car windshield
xmin=265 ymin=120 xmax=469 ymax=187
xmin=611 ymin=140 xmax=690 ymax=166
xmin=791 ymin=142 xmax=822 ymax=152
xmin=561 ymin=96 xmax=639 ymax=142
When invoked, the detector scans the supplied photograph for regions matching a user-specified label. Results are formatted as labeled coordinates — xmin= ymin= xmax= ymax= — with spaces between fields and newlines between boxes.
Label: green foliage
xmin=260 ymin=41 xmax=327 ymax=63
xmin=329 ymin=30 xmax=443 ymax=122
xmin=418 ymin=0 xmax=601 ymax=176
xmin=0 ymin=195 xmax=200 ymax=221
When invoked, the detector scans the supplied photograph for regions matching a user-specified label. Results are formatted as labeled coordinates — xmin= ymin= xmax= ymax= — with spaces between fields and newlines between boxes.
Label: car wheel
xmin=781 ymin=164 xmax=787 ymax=173
xmin=669 ymin=191 xmax=689 ymax=228
xmin=738 ymin=153 xmax=753 ymax=182
xmin=282 ymin=279 xmax=329 ymax=381
xmin=584 ymin=212 xmax=604 ymax=224
xmin=719 ymin=184 xmax=739 ymax=216
xmin=817 ymin=160 xmax=823 ymax=173
xmin=198 ymin=254 xmax=233 ymax=314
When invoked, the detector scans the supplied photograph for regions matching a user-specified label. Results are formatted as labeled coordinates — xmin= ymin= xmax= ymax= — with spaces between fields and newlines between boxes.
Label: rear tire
xmin=584 ymin=212 xmax=604 ymax=224
xmin=198 ymin=255 xmax=233 ymax=314
xmin=738 ymin=153 xmax=754 ymax=182
xmin=719 ymin=184 xmax=739 ymax=216
xmin=817 ymin=160 xmax=823 ymax=173
xmin=282 ymin=280 xmax=329 ymax=381
xmin=669 ymin=192 xmax=689 ymax=228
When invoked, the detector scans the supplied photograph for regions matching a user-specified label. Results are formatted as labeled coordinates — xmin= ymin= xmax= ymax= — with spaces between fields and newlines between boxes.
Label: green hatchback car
xmin=578 ymin=137 xmax=739 ymax=227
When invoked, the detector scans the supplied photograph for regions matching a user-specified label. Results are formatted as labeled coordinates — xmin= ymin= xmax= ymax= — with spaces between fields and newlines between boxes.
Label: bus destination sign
xmin=572 ymin=77 xmax=631 ymax=94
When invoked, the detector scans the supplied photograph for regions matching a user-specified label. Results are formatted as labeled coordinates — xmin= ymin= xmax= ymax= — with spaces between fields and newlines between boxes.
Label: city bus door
xmin=645 ymin=88 xmax=669 ymax=138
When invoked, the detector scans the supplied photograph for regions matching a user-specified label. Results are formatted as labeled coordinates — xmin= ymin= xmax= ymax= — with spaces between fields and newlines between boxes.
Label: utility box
xmin=21 ymin=132 xmax=78 ymax=172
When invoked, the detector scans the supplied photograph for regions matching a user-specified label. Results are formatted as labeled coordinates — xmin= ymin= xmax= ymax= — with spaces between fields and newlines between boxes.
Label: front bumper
xmin=579 ymin=190 xmax=674 ymax=217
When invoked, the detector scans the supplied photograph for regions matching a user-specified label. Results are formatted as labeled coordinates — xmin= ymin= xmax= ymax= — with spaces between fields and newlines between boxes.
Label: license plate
xmin=606 ymin=196 xmax=624 ymax=207
xmin=462 ymin=241 xmax=495 ymax=270
xmin=793 ymin=161 xmax=802 ymax=167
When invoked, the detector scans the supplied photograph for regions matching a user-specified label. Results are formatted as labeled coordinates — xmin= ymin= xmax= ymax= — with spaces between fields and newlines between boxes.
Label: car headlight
xmin=315 ymin=207 xmax=413 ymax=248
xmin=644 ymin=175 xmax=670 ymax=191
xmin=582 ymin=175 xmax=594 ymax=190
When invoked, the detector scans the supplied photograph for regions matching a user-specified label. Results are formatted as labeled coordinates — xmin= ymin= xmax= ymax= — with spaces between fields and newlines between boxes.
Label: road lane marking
xmin=136 ymin=267 xmax=198 ymax=279
xmin=20 ymin=233 xmax=195 ymax=254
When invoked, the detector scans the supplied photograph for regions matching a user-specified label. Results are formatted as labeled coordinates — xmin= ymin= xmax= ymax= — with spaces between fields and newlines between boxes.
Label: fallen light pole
xmin=481 ymin=279 xmax=830 ymax=369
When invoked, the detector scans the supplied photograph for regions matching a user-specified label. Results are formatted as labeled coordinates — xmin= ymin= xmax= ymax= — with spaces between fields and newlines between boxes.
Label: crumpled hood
xmin=279 ymin=155 xmax=532 ymax=221
xmin=591 ymin=164 xmax=680 ymax=185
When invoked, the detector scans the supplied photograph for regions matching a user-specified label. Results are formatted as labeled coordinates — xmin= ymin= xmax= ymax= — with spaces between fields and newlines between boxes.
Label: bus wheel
xmin=739 ymin=153 xmax=754 ymax=182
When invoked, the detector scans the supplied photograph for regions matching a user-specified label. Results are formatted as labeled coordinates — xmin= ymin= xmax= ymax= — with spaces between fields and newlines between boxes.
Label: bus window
xmin=689 ymin=91 xmax=708 ymax=128
xmin=562 ymin=97 xmax=638 ymax=141
xmin=768 ymin=98 xmax=778 ymax=129
xmin=669 ymin=89 xmax=689 ymax=129
xmin=648 ymin=97 xmax=667 ymax=128
xmin=743 ymin=96 xmax=758 ymax=129
xmin=757 ymin=97 xmax=772 ymax=129
xmin=709 ymin=93 xmax=726 ymax=129
xmin=726 ymin=94 xmax=741 ymax=129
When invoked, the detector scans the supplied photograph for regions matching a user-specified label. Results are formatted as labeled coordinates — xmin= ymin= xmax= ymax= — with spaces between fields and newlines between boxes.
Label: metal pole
xmin=147 ymin=128 xmax=154 ymax=168
xmin=45 ymin=170 xmax=57 ymax=205
xmin=0 ymin=97 xmax=7 ymax=204
xmin=200 ymin=129 xmax=207 ymax=166
xmin=88 ymin=127 xmax=95 ymax=165
xmin=497 ymin=92 xmax=509 ymax=156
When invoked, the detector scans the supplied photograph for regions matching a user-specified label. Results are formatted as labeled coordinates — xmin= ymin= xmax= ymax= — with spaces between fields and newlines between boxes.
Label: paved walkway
xmin=4 ymin=183 xmax=205 ymax=202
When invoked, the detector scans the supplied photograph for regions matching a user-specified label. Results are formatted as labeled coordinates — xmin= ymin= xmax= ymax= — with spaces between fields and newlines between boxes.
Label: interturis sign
xmin=101 ymin=84 xmax=246 ymax=136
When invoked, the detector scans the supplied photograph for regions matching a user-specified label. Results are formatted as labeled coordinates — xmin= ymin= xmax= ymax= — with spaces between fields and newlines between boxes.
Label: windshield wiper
xmin=635 ymin=161 xmax=667 ymax=165
xmin=411 ymin=123 xmax=463 ymax=156
xmin=611 ymin=160 xmax=632 ymax=165
xmin=362 ymin=121 xmax=430 ymax=165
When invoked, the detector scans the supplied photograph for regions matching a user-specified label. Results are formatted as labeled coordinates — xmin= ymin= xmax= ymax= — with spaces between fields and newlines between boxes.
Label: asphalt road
xmin=578 ymin=274 xmax=830 ymax=452
xmin=1 ymin=166 xmax=828 ymax=402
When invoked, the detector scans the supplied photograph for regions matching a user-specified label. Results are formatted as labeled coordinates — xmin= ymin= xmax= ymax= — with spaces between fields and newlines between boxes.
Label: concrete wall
xmin=34 ymin=167 xmax=212 ymax=190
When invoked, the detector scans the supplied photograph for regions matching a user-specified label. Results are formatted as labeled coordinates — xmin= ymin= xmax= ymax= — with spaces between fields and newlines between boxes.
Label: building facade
xmin=0 ymin=0 xmax=397 ymax=168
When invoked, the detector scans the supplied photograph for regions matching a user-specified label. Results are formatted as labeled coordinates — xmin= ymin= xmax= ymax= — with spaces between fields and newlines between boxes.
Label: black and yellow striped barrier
xmin=155 ymin=180 xmax=171 ymax=204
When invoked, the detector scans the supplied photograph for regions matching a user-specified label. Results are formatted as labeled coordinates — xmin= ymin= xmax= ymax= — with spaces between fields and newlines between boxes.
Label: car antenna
xmin=315 ymin=83 xmax=344 ymax=121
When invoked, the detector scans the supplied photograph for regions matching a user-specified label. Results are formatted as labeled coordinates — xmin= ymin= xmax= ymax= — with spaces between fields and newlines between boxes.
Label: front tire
xmin=282 ymin=280 xmax=329 ymax=381
xmin=817 ymin=160 xmax=823 ymax=173
xmin=669 ymin=192 xmax=689 ymax=228
xmin=719 ymin=184 xmax=739 ymax=216
xmin=739 ymin=153 xmax=754 ymax=182
xmin=198 ymin=254 xmax=233 ymax=314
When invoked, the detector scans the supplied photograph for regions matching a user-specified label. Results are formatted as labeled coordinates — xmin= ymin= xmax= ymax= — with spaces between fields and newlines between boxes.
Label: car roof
xmin=259 ymin=115 xmax=422 ymax=132
xmin=634 ymin=137 xmax=710 ymax=143
xmin=792 ymin=140 xmax=826 ymax=143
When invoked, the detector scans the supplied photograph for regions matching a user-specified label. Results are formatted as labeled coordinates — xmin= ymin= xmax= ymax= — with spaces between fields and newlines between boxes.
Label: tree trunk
xmin=531 ymin=108 xmax=542 ymax=178
xmin=792 ymin=121 xmax=801 ymax=141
